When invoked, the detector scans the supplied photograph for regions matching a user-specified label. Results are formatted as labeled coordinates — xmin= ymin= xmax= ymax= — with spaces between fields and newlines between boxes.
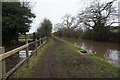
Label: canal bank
xmin=62 ymin=37 xmax=120 ymax=68
xmin=11 ymin=36 xmax=119 ymax=78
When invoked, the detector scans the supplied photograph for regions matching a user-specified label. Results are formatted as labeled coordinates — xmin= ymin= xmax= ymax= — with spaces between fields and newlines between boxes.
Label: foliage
xmin=18 ymin=34 xmax=33 ymax=42
xmin=54 ymin=27 xmax=83 ymax=38
xmin=2 ymin=2 xmax=35 ymax=45
xmin=36 ymin=18 xmax=53 ymax=38
xmin=81 ymin=29 xmax=93 ymax=39
xmin=109 ymin=31 xmax=120 ymax=42
xmin=54 ymin=14 xmax=83 ymax=38
xmin=82 ymin=28 xmax=120 ymax=42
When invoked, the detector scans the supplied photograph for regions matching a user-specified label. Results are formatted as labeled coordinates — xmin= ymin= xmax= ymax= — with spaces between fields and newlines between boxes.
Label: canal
xmin=63 ymin=38 xmax=120 ymax=67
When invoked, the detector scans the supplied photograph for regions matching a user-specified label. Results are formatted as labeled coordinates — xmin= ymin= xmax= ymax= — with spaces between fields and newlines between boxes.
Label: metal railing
xmin=0 ymin=37 xmax=47 ymax=80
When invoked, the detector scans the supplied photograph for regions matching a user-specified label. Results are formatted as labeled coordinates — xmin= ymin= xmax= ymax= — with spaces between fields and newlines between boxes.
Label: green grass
xmin=53 ymin=36 xmax=119 ymax=78
xmin=111 ymin=29 xmax=120 ymax=33
xmin=18 ymin=34 xmax=33 ymax=42
xmin=18 ymin=38 xmax=33 ymax=42
xmin=12 ymin=36 xmax=119 ymax=78
xmin=12 ymin=39 xmax=54 ymax=78
xmin=54 ymin=36 xmax=83 ymax=51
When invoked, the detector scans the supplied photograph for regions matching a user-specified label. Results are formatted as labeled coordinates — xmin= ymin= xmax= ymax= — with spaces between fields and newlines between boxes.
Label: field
xmin=18 ymin=34 xmax=33 ymax=42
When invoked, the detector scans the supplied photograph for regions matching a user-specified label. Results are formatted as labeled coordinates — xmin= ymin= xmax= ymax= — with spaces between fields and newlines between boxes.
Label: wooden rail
xmin=0 ymin=37 xmax=47 ymax=80
xmin=0 ymin=44 xmax=28 ymax=61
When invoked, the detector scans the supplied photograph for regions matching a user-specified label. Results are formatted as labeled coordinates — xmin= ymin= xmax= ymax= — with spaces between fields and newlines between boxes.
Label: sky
xmin=26 ymin=0 xmax=92 ymax=33
xmin=24 ymin=0 xmax=119 ymax=33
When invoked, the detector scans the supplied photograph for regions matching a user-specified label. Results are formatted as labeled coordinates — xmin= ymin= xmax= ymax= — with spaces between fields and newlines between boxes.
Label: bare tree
xmin=77 ymin=0 xmax=118 ymax=40
xmin=62 ymin=14 xmax=78 ymax=29
xmin=54 ymin=23 xmax=63 ymax=32
xmin=78 ymin=0 xmax=118 ymax=30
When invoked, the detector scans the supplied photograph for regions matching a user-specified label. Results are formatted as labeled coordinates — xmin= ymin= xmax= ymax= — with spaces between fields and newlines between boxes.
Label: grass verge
xmin=11 ymin=36 xmax=119 ymax=78
xmin=53 ymin=36 xmax=119 ymax=78
xmin=11 ymin=39 xmax=54 ymax=78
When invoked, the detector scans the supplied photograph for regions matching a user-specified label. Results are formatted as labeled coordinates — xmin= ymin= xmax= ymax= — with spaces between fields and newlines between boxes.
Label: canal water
xmin=64 ymin=38 xmax=120 ymax=67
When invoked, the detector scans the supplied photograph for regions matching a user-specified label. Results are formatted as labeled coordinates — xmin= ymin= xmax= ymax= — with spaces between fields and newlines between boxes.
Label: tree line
xmin=2 ymin=2 xmax=36 ymax=46
xmin=2 ymin=1 xmax=53 ymax=48
xmin=2 ymin=0 xmax=119 ymax=48
xmin=54 ymin=0 xmax=120 ymax=42
xmin=33 ymin=18 xmax=53 ymax=40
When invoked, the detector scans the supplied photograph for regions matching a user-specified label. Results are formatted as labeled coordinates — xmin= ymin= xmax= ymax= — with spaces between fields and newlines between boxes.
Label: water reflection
xmin=64 ymin=38 xmax=120 ymax=67
xmin=79 ymin=42 xmax=120 ymax=67
xmin=104 ymin=50 xmax=120 ymax=67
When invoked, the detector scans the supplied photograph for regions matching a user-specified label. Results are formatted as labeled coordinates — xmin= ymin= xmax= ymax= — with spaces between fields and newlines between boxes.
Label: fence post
xmin=46 ymin=37 xmax=47 ymax=42
xmin=40 ymin=38 xmax=41 ymax=46
xmin=35 ymin=39 xmax=38 ymax=56
xmin=0 ymin=47 xmax=6 ymax=80
xmin=26 ymin=41 xmax=29 ymax=68
xmin=41 ymin=38 xmax=43 ymax=44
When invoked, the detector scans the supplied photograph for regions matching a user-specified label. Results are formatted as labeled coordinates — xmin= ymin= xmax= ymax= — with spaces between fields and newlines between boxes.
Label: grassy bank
xmin=11 ymin=39 xmax=54 ymax=78
xmin=54 ymin=36 xmax=119 ymax=78
xmin=11 ymin=37 xmax=119 ymax=78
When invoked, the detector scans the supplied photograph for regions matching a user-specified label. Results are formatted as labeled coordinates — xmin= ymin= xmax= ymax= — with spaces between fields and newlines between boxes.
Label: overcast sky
xmin=28 ymin=0 xmax=83 ymax=33
xmin=25 ymin=0 xmax=119 ymax=33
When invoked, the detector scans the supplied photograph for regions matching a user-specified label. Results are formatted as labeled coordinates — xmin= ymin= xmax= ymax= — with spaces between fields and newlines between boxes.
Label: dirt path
xmin=30 ymin=37 xmax=118 ymax=78
xmin=32 ymin=38 xmax=67 ymax=78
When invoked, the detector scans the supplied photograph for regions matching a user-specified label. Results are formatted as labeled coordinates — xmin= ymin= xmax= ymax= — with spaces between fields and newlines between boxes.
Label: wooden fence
xmin=0 ymin=37 xmax=47 ymax=80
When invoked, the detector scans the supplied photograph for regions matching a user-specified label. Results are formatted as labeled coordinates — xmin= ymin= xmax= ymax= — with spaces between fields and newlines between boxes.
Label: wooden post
xmin=0 ymin=47 xmax=6 ymax=80
xmin=25 ymin=41 xmax=29 ymax=68
xmin=45 ymin=37 xmax=47 ymax=43
xmin=41 ymin=38 xmax=43 ymax=44
xmin=40 ymin=38 xmax=41 ymax=46
xmin=35 ymin=39 xmax=38 ymax=56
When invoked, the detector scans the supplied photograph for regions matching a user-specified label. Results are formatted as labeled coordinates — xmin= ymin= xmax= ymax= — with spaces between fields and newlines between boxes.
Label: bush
xmin=54 ymin=28 xmax=83 ymax=38
xmin=81 ymin=28 xmax=120 ymax=42
xmin=109 ymin=32 xmax=120 ymax=42
xmin=81 ymin=29 xmax=93 ymax=39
